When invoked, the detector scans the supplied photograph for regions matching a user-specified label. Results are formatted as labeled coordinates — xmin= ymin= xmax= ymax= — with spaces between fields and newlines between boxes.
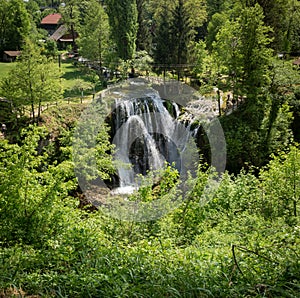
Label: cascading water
xmin=73 ymin=78 xmax=224 ymax=218
xmin=112 ymin=92 xmax=187 ymax=191
xmin=108 ymin=80 xmax=219 ymax=194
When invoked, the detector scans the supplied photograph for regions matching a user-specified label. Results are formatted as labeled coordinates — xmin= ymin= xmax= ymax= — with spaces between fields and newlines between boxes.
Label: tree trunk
xmin=37 ymin=100 xmax=41 ymax=123
xmin=31 ymin=102 xmax=35 ymax=123
xmin=71 ymin=23 xmax=76 ymax=52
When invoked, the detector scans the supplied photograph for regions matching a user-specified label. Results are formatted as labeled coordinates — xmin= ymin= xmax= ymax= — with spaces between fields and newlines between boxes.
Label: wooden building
xmin=3 ymin=51 xmax=21 ymax=62
xmin=40 ymin=13 xmax=62 ymax=36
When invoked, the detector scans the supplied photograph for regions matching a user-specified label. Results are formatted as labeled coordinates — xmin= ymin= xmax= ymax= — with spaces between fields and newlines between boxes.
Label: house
xmin=40 ymin=13 xmax=62 ymax=36
xmin=3 ymin=51 xmax=21 ymax=62
xmin=41 ymin=13 xmax=78 ymax=50
xmin=49 ymin=24 xmax=78 ymax=49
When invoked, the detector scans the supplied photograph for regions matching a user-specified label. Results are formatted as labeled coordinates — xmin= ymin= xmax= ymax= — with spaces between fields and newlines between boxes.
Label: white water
xmin=110 ymin=82 xmax=219 ymax=192
xmin=112 ymin=90 xmax=185 ymax=188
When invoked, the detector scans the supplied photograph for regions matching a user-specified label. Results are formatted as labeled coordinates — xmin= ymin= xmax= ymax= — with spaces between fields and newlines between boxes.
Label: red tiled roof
xmin=41 ymin=13 xmax=62 ymax=25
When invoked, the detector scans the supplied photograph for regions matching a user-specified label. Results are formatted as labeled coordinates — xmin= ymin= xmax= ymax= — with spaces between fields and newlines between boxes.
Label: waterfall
xmin=73 ymin=78 xmax=225 ymax=219
xmin=112 ymin=91 xmax=188 ymax=190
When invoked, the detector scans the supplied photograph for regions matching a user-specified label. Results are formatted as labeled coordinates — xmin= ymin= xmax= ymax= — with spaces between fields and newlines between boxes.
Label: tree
xmin=224 ymin=0 xmax=296 ymax=52
xmin=285 ymin=0 xmax=300 ymax=53
xmin=133 ymin=50 xmax=153 ymax=76
xmin=73 ymin=101 xmax=116 ymax=185
xmin=171 ymin=0 xmax=193 ymax=66
xmin=25 ymin=0 xmax=42 ymax=26
xmin=42 ymin=38 xmax=59 ymax=58
xmin=153 ymin=0 xmax=206 ymax=77
xmin=0 ymin=0 xmax=31 ymax=57
xmin=0 ymin=126 xmax=77 ymax=246
xmin=264 ymin=58 xmax=300 ymax=152
xmin=153 ymin=4 xmax=172 ymax=75
xmin=77 ymin=0 xmax=111 ymax=79
xmin=206 ymin=0 xmax=228 ymax=20
xmin=183 ymin=0 xmax=207 ymax=29
xmin=60 ymin=0 xmax=79 ymax=51
xmin=0 ymin=40 xmax=62 ymax=123
xmin=212 ymin=4 xmax=273 ymax=104
xmin=255 ymin=0 xmax=292 ymax=52
xmin=136 ymin=0 xmax=152 ymax=52
xmin=206 ymin=12 xmax=228 ymax=51
xmin=148 ymin=0 xmax=175 ymax=24
xmin=106 ymin=0 xmax=138 ymax=61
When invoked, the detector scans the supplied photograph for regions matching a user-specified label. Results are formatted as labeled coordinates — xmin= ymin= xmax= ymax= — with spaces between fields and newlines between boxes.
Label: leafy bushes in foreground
xmin=0 ymin=128 xmax=299 ymax=297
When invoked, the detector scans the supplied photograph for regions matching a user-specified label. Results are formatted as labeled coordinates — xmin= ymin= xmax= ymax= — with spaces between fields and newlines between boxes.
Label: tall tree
xmin=206 ymin=0 xmax=227 ymax=20
xmin=60 ymin=0 xmax=79 ymax=51
xmin=212 ymin=4 xmax=273 ymax=103
xmin=153 ymin=4 xmax=172 ymax=74
xmin=0 ymin=40 xmax=62 ymax=123
xmin=288 ymin=0 xmax=300 ymax=53
xmin=106 ymin=0 xmax=138 ymax=61
xmin=171 ymin=0 xmax=193 ymax=66
xmin=0 ymin=0 xmax=31 ymax=56
xmin=223 ymin=0 xmax=296 ymax=52
xmin=172 ymin=0 xmax=207 ymax=79
xmin=25 ymin=0 xmax=42 ymax=26
xmin=77 ymin=0 xmax=111 ymax=78
xmin=153 ymin=0 xmax=206 ymax=76
xmin=206 ymin=11 xmax=228 ymax=51
xmin=136 ymin=0 xmax=151 ymax=52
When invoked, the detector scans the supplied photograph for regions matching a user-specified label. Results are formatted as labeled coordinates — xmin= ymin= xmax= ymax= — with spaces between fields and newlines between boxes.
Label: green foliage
xmin=0 ymin=39 xmax=63 ymax=123
xmin=132 ymin=50 xmax=153 ymax=75
xmin=217 ymin=57 xmax=297 ymax=172
xmin=0 ymin=129 xmax=300 ymax=296
xmin=220 ymin=98 xmax=293 ymax=173
xmin=255 ymin=0 xmax=295 ymax=52
xmin=59 ymin=0 xmax=80 ymax=51
xmin=0 ymin=126 xmax=77 ymax=246
xmin=205 ymin=4 xmax=295 ymax=172
xmin=259 ymin=146 xmax=300 ymax=218
xmin=206 ymin=0 xmax=228 ymax=21
xmin=206 ymin=12 xmax=228 ymax=51
xmin=0 ymin=0 xmax=31 ymax=56
xmin=153 ymin=4 xmax=172 ymax=70
xmin=212 ymin=4 xmax=273 ymax=103
xmin=73 ymin=101 xmax=116 ymax=182
xmin=171 ymin=0 xmax=193 ymax=65
xmin=41 ymin=39 xmax=59 ymax=58
xmin=77 ymin=0 xmax=112 ymax=78
xmin=106 ymin=0 xmax=138 ymax=61
xmin=153 ymin=0 xmax=207 ymax=71
xmin=136 ymin=0 xmax=152 ymax=52
xmin=130 ymin=164 xmax=179 ymax=203
xmin=0 ymin=0 xmax=300 ymax=296
xmin=288 ymin=0 xmax=300 ymax=53
xmin=190 ymin=40 xmax=207 ymax=78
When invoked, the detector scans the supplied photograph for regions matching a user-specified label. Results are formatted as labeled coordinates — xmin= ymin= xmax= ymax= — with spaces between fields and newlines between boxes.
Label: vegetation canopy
xmin=0 ymin=0 xmax=300 ymax=297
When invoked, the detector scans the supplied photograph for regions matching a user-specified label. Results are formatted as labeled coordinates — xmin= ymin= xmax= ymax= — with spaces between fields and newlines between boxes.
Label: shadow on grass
xmin=61 ymin=62 xmax=93 ymax=82
xmin=61 ymin=59 xmax=103 ymax=97
xmin=63 ymin=83 xmax=104 ymax=98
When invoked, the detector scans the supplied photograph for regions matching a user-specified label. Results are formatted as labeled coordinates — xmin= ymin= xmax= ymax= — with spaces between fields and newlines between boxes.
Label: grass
xmin=0 ymin=58 xmax=104 ymax=98
xmin=0 ymin=62 xmax=15 ymax=82
xmin=59 ymin=58 xmax=104 ymax=98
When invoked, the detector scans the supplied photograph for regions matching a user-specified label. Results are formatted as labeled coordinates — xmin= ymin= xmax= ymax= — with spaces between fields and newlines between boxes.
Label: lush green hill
xmin=0 ymin=105 xmax=299 ymax=297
